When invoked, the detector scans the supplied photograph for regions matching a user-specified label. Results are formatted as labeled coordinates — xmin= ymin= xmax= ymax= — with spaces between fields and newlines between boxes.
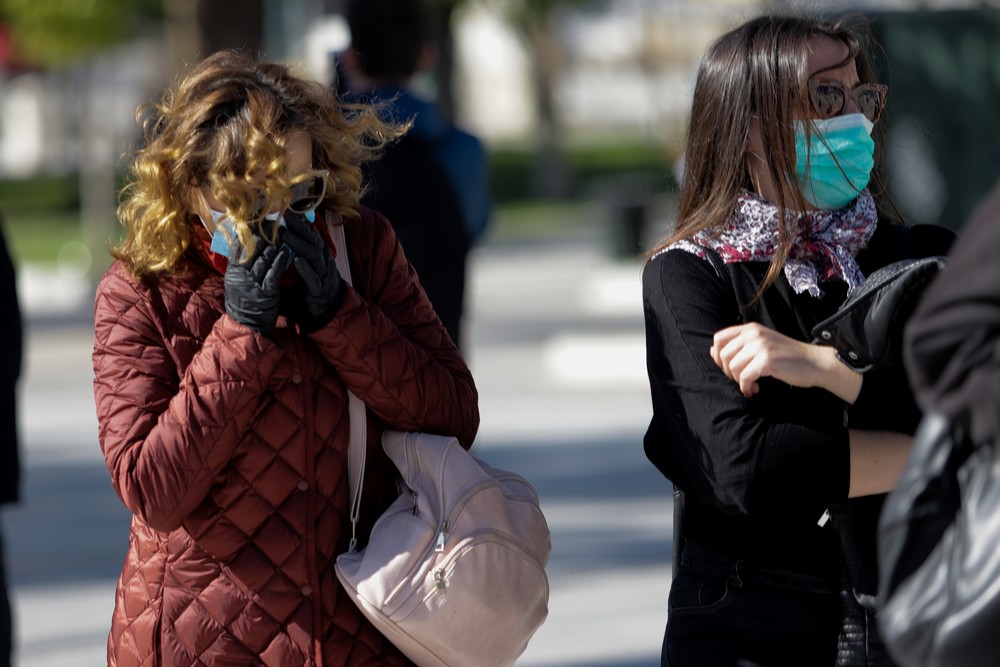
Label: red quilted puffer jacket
xmin=92 ymin=207 xmax=479 ymax=666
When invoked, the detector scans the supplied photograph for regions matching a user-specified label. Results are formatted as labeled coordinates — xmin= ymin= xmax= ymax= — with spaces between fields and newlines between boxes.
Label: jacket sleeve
xmin=308 ymin=210 xmax=479 ymax=448
xmin=643 ymin=250 xmax=850 ymax=516
xmin=904 ymin=179 xmax=1000 ymax=444
xmin=93 ymin=268 xmax=284 ymax=531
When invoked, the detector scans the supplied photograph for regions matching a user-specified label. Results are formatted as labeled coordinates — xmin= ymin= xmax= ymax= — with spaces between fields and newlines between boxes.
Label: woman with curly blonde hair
xmin=93 ymin=49 xmax=479 ymax=666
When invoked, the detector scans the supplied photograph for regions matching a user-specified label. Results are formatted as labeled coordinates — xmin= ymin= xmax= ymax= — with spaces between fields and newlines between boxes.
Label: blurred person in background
xmin=642 ymin=14 xmax=951 ymax=666
xmin=92 ymin=50 xmax=478 ymax=666
xmin=335 ymin=0 xmax=492 ymax=351
xmin=0 ymin=212 xmax=22 ymax=667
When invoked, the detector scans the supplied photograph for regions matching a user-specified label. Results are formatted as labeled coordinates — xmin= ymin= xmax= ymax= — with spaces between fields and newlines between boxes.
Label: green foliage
xmin=0 ymin=0 xmax=163 ymax=66
xmin=489 ymin=199 xmax=595 ymax=242
xmin=488 ymin=139 xmax=672 ymax=203
xmin=0 ymin=173 xmax=79 ymax=214
xmin=0 ymin=174 xmax=81 ymax=263
xmin=3 ymin=210 xmax=83 ymax=264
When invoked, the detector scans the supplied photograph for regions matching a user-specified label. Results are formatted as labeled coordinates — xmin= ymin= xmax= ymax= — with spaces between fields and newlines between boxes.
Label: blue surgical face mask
xmin=201 ymin=207 xmax=316 ymax=258
xmin=794 ymin=113 xmax=875 ymax=210
xmin=202 ymin=208 xmax=281 ymax=259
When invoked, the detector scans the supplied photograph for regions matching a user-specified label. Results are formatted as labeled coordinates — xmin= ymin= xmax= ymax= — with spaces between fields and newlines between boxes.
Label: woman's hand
xmin=224 ymin=234 xmax=290 ymax=337
xmin=710 ymin=322 xmax=863 ymax=403
xmin=283 ymin=212 xmax=343 ymax=332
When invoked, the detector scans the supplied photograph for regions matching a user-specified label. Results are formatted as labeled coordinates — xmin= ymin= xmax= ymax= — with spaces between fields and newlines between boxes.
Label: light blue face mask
xmin=794 ymin=113 xmax=875 ymax=210
xmin=202 ymin=207 xmax=316 ymax=259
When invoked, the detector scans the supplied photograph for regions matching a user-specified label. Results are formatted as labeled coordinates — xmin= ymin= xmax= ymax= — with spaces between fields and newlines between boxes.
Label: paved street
xmin=5 ymin=226 xmax=674 ymax=666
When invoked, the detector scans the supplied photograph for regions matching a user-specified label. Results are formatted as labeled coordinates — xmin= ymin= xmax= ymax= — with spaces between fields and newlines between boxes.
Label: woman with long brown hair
xmin=93 ymin=50 xmax=478 ymax=666
xmin=642 ymin=14 xmax=950 ymax=666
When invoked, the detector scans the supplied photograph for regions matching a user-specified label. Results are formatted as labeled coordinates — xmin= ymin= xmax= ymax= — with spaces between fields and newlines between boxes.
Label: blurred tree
xmin=429 ymin=0 xmax=588 ymax=198
xmin=0 ymin=0 xmax=266 ymax=70
xmin=508 ymin=0 xmax=579 ymax=198
xmin=0 ymin=0 xmax=270 ymax=279
xmin=0 ymin=0 xmax=162 ymax=66
xmin=0 ymin=0 xmax=167 ymax=281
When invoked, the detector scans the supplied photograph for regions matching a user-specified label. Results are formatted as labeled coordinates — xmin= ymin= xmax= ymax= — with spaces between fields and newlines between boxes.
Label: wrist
xmin=228 ymin=312 xmax=275 ymax=338
xmin=816 ymin=345 xmax=863 ymax=404
xmin=299 ymin=287 xmax=345 ymax=334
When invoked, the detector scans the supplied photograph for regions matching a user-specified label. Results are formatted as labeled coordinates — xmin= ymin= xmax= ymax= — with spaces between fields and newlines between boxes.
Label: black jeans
xmin=663 ymin=544 xmax=840 ymax=667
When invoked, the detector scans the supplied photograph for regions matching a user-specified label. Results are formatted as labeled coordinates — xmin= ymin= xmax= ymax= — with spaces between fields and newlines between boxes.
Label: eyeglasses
xmin=287 ymin=169 xmax=329 ymax=213
xmin=202 ymin=169 xmax=329 ymax=223
xmin=808 ymin=80 xmax=888 ymax=123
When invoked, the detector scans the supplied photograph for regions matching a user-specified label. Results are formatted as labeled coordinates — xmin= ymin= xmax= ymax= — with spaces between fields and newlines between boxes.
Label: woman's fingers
xmin=712 ymin=324 xmax=760 ymax=378
xmin=262 ymin=246 xmax=291 ymax=292
xmin=734 ymin=355 xmax=763 ymax=397
xmin=282 ymin=225 xmax=323 ymax=263
xmin=711 ymin=323 xmax=814 ymax=396
xmin=293 ymin=255 xmax=321 ymax=292
xmin=717 ymin=329 xmax=766 ymax=397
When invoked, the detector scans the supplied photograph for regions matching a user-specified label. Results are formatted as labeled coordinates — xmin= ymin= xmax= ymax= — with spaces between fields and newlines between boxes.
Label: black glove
xmin=224 ymin=231 xmax=290 ymax=336
xmin=283 ymin=211 xmax=343 ymax=332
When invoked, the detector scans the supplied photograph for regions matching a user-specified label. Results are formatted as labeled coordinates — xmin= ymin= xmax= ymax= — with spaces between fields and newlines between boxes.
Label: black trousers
xmin=663 ymin=544 xmax=840 ymax=667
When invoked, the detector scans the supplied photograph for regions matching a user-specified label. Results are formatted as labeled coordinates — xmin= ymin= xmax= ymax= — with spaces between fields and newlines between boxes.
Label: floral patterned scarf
xmin=670 ymin=190 xmax=878 ymax=298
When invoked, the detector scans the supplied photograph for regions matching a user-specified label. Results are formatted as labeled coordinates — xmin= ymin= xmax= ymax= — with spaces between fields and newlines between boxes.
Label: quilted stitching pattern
xmin=94 ymin=208 xmax=478 ymax=666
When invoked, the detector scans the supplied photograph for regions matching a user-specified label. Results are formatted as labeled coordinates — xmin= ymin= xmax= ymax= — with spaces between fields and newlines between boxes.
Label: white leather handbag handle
xmin=325 ymin=212 xmax=367 ymax=551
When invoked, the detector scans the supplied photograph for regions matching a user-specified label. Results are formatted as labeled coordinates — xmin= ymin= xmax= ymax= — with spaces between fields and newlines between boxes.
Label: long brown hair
xmin=648 ymin=14 xmax=892 ymax=298
xmin=114 ymin=49 xmax=403 ymax=277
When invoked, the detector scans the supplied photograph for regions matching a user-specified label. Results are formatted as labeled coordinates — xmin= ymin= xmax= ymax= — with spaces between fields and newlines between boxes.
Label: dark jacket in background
xmin=361 ymin=131 xmax=471 ymax=348
xmin=905 ymin=178 xmax=1000 ymax=442
xmin=0 ymin=219 xmax=21 ymax=506
xmin=349 ymin=85 xmax=492 ymax=350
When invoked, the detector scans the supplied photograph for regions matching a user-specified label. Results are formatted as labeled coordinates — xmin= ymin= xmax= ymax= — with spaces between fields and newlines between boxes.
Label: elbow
xmin=116 ymin=483 xmax=187 ymax=533
xmin=459 ymin=413 xmax=480 ymax=450
xmin=139 ymin=506 xmax=187 ymax=533
xmin=452 ymin=373 xmax=480 ymax=450
xmin=462 ymin=387 xmax=481 ymax=450
xmin=111 ymin=461 xmax=190 ymax=533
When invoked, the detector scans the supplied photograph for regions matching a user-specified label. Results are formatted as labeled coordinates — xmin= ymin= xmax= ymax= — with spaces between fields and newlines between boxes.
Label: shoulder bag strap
xmin=326 ymin=212 xmax=367 ymax=551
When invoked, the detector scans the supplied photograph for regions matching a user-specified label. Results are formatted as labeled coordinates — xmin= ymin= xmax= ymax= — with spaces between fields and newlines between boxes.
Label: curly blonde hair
xmin=114 ymin=49 xmax=403 ymax=276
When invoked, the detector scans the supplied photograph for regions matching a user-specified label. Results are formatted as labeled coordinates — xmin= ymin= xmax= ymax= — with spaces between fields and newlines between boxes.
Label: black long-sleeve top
xmin=643 ymin=219 xmax=953 ymax=579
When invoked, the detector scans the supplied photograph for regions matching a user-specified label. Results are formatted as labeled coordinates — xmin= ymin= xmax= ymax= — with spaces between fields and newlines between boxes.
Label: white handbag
xmin=327 ymin=218 xmax=552 ymax=667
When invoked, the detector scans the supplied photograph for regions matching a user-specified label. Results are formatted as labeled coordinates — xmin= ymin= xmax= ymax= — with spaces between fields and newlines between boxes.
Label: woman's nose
xmin=844 ymin=95 xmax=860 ymax=116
